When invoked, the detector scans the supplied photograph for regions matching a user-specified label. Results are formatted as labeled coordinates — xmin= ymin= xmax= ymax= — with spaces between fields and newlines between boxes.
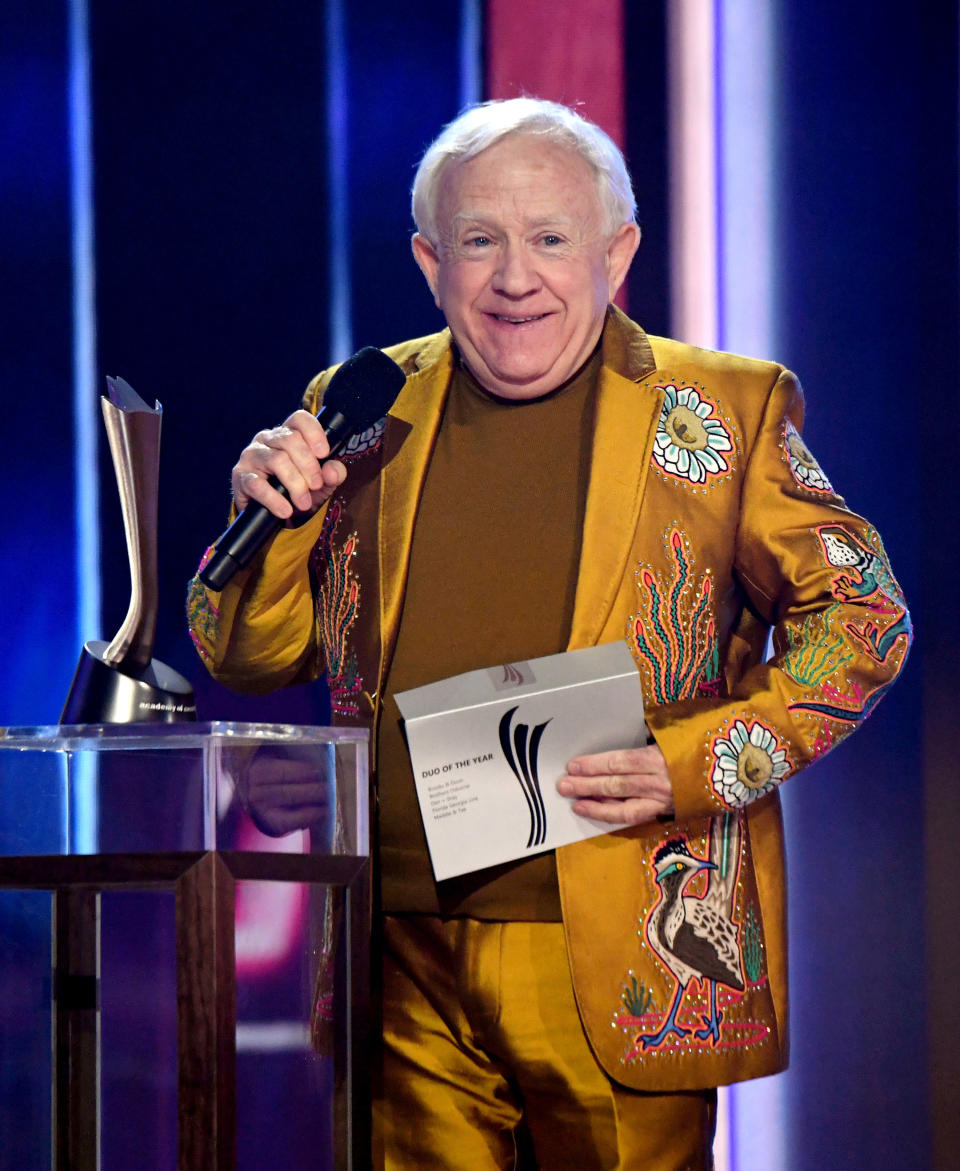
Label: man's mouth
xmin=490 ymin=313 xmax=549 ymax=324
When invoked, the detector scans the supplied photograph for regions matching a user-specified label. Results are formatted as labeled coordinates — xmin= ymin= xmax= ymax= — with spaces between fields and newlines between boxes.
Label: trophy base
xmin=60 ymin=640 xmax=197 ymax=725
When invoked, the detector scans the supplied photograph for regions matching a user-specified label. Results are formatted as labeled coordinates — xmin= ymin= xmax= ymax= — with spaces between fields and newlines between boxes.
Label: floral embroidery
xmin=312 ymin=500 xmax=364 ymax=716
xmin=629 ymin=529 xmax=720 ymax=703
xmin=710 ymin=719 xmax=791 ymax=808
xmin=340 ymin=417 xmax=385 ymax=461
xmin=652 ymin=384 xmax=733 ymax=484
xmin=186 ymin=547 xmax=220 ymax=663
xmin=784 ymin=418 xmax=835 ymax=494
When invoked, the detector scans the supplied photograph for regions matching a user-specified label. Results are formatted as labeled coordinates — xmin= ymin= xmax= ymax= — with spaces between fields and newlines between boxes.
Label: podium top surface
xmin=0 ymin=722 xmax=369 ymax=859
xmin=0 ymin=721 xmax=369 ymax=752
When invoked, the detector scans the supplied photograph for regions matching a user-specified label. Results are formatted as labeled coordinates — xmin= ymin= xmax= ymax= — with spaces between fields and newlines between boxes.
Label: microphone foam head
xmin=323 ymin=346 xmax=407 ymax=430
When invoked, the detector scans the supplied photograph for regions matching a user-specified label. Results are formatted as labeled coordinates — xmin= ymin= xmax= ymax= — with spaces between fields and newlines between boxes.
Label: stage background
xmin=1 ymin=1 xmax=956 ymax=1167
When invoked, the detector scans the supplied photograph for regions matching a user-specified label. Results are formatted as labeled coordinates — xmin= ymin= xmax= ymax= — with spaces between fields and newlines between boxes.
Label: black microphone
xmin=199 ymin=346 xmax=406 ymax=591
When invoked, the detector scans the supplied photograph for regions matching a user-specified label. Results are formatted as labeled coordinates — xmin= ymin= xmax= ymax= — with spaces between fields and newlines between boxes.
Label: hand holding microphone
xmin=231 ymin=411 xmax=344 ymax=519
xmin=200 ymin=346 xmax=405 ymax=590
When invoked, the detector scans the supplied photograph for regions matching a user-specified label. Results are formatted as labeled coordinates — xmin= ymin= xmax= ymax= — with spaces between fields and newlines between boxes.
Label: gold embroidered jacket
xmin=187 ymin=308 xmax=910 ymax=1091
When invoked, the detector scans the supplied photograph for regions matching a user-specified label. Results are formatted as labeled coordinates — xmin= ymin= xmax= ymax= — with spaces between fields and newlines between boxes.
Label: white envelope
xmin=394 ymin=641 xmax=646 ymax=881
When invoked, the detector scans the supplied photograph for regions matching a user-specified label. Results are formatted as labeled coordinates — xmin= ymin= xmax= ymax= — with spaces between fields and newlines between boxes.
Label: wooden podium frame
xmin=0 ymin=724 xmax=370 ymax=1171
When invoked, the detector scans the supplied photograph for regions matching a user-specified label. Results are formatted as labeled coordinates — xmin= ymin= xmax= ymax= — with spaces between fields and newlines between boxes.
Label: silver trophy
xmin=60 ymin=377 xmax=196 ymax=723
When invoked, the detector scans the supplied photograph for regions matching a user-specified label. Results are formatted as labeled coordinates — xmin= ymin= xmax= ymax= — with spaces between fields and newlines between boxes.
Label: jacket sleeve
xmin=647 ymin=368 xmax=912 ymax=820
xmin=185 ymin=369 xmax=335 ymax=694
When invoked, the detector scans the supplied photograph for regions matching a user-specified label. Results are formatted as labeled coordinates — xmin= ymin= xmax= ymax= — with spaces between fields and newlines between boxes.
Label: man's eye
xmin=542 ymin=234 xmax=563 ymax=246
xmin=466 ymin=235 xmax=491 ymax=248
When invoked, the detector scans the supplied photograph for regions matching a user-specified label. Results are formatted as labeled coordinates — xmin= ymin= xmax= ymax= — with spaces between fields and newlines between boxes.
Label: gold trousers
xmin=376 ymin=916 xmax=715 ymax=1170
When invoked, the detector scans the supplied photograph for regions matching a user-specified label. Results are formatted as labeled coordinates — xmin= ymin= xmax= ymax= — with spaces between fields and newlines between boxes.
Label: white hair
xmin=411 ymin=97 xmax=637 ymax=244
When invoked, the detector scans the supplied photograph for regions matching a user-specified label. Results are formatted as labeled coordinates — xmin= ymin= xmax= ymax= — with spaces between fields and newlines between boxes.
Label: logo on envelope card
xmin=498 ymin=706 xmax=551 ymax=848
xmin=488 ymin=661 xmax=537 ymax=690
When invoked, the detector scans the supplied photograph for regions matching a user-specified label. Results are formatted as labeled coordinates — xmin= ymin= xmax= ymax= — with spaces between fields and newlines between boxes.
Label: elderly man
xmin=189 ymin=99 xmax=909 ymax=1168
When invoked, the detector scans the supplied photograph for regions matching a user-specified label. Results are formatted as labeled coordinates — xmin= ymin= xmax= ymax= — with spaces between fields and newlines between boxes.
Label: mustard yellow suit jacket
xmin=188 ymin=308 xmax=910 ymax=1091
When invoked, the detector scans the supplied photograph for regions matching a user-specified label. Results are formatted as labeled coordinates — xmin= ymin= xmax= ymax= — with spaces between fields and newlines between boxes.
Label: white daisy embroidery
xmin=784 ymin=419 xmax=834 ymax=494
xmin=653 ymin=385 xmax=733 ymax=484
xmin=711 ymin=719 xmax=791 ymax=807
xmin=341 ymin=416 xmax=386 ymax=460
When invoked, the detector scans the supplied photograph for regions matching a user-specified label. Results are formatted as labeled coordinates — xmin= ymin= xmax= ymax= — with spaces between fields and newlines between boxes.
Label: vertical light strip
xmin=667 ymin=0 xmax=718 ymax=349
xmin=325 ymin=0 xmax=352 ymax=363
xmin=669 ymin=2 xmax=785 ymax=1168
xmin=68 ymin=0 xmax=99 ymax=855
xmin=717 ymin=4 xmax=784 ymax=1168
xmin=68 ymin=0 xmax=99 ymax=649
xmin=712 ymin=1 xmax=727 ymax=349
xmin=459 ymin=0 xmax=482 ymax=110
xmin=716 ymin=0 xmax=778 ymax=357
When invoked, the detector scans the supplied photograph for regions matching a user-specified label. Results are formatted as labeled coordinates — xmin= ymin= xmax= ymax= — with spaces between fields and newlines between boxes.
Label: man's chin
xmin=458 ymin=347 xmax=563 ymax=400
xmin=474 ymin=369 xmax=565 ymax=401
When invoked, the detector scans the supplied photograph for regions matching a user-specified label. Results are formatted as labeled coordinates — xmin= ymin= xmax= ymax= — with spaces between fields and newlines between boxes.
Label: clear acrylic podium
xmin=0 ymin=722 xmax=370 ymax=1171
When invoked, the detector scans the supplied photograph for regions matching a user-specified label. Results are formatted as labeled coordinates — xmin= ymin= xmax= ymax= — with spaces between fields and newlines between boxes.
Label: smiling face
xmin=412 ymin=134 xmax=640 ymax=400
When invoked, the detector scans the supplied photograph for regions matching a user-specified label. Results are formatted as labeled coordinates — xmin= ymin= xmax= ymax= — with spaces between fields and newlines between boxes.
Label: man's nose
xmin=492 ymin=242 xmax=541 ymax=297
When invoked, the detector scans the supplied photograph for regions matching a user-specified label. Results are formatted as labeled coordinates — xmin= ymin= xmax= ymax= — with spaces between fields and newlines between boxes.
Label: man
xmin=189 ymin=99 xmax=910 ymax=1168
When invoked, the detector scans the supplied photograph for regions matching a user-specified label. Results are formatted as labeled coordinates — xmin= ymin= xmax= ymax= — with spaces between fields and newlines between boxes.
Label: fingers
xmin=242 ymin=758 xmax=333 ymax=836
xmin=560 ymin=795 xmax=673 ymax=826
xmin=556 ymin=743 xmax=674 ymax=825
xmin=247 ymin=779 xmax=331 ymax=808
xmin=232 ymin=409 xmax=344 ymax=516
xmin=565 ymin=746 xmax=661 ymax=778
xmin=246 ymin=804 xmax=330 ymax=837
xmin=246 ymin=759 xmax=332 ymax=805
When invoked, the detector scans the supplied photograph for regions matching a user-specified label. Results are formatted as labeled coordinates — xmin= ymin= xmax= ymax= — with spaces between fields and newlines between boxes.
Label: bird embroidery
xmin=816 ymin=524 xmax=910 ymax=665
xmin=638 ymin=818 xmax=744 ymax=1049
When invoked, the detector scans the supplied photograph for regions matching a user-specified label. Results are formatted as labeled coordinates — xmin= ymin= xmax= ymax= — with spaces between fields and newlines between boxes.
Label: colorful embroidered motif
xmin=817 ymin=524 xmax=912 ymax=665
xmin=621 ymin=973 xmax=655 ymax=1018
xmin=186 ymin=547 xmax=220 ymax=663
xmin=629 ymin=530 xmax=720 ymax=703
xmin=788 ymin=676 xmax=897 ymax=727
xmin=615 ymin=815 xmax=769 ymax=1058
xmin=784 ymin=418 xmax=835 ymax=495
xmin=340 ymin=417 xmax=386 ymax=461
xmin=710 ymin=719 xmax=791 ymax=808
xmin=313 ymin=500 xmax=364 ymax=716
xmin=741 ymin=903 xmax=765 ymax=984
xmin=652 ymin=384 xmax=734 ymax=485
xmin=810 ymin=719 xmax=838 ymax=758
xmin=780 ymin=601 xmax=855 ymax=687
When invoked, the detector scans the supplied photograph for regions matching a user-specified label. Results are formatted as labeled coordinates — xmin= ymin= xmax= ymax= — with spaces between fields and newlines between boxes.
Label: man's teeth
xmin=495 ymin=314 xmax=544 ymax=323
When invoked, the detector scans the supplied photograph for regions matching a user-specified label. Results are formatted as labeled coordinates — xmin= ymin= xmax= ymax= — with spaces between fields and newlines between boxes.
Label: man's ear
xmin=412 ymin=233 xmax=441 ymax=307
xmin=605 ymin=222 xmax=642 ymax=301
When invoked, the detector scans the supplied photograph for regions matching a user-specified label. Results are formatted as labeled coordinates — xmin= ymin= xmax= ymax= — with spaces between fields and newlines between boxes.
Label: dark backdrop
xmin=0 ymin=2 xmax=956 ymax=1167
xmin=773 ymin=4 xmax=956 ymax=1166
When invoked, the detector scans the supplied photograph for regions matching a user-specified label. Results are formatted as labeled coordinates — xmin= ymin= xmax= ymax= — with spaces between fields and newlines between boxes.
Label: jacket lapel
xmin=376 ymin=336 xmax=454 ymax=687
xmin=568 ymin=310 xmax=663 ymax=649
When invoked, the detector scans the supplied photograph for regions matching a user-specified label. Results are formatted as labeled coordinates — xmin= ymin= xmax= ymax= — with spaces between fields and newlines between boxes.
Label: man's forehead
xmin=446 ymin=138 xmax=592 ymax=184
xmin=449 ymin=207 xmax=580 ymax=229
xmin=437 ymin=141 xmax=603 ymax=230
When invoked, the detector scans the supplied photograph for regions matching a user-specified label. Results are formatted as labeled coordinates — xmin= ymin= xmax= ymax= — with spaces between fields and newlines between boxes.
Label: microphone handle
xmin=198 ymin=409 xmax=350 ymax=591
